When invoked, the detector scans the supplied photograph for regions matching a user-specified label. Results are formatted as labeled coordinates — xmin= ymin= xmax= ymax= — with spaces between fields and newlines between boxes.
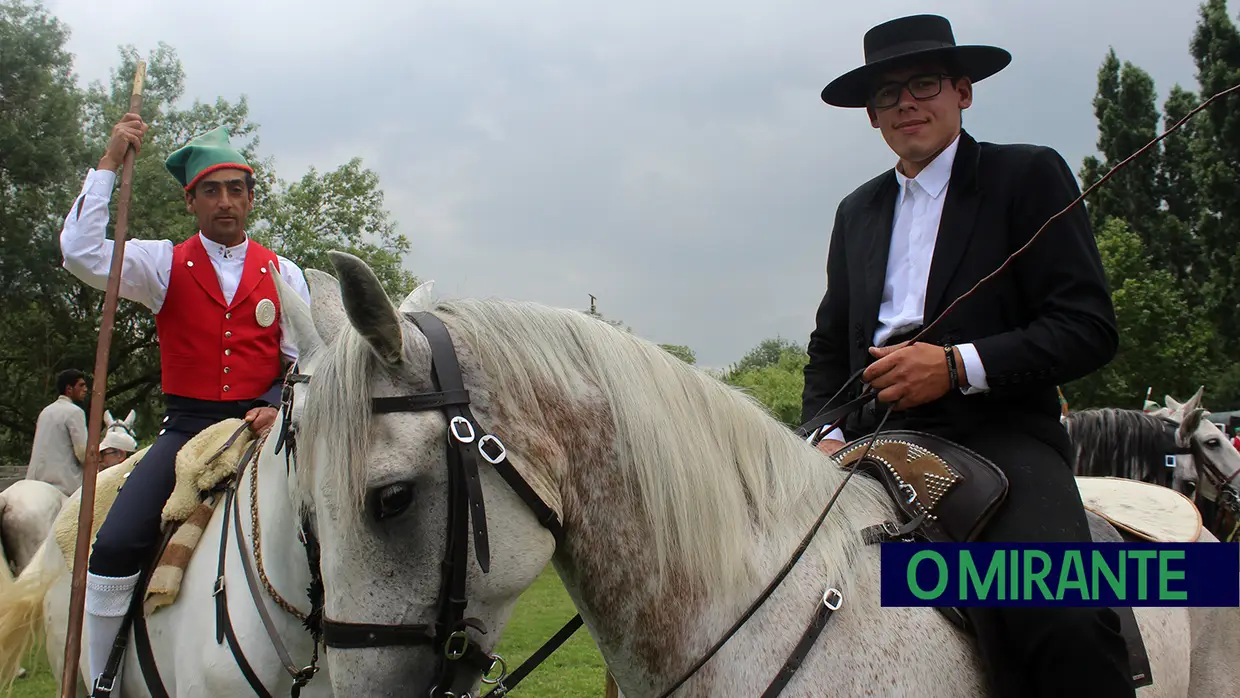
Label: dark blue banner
xmin=880 ymin=542 xmax=1240 ymax=607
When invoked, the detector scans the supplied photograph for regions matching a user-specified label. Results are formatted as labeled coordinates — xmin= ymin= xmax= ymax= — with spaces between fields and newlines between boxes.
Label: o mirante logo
xmin=881 ymin=542 xmax=1240 ymax=607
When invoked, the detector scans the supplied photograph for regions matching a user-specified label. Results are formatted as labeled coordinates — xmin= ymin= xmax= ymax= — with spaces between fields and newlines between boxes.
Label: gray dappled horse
xmin=1066 ymin=389 xmax=1240 ymax=540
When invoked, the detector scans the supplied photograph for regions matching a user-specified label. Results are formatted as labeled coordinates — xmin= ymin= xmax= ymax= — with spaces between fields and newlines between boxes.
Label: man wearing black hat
xmin=801 ymin=13 xmax=1133 ymax=698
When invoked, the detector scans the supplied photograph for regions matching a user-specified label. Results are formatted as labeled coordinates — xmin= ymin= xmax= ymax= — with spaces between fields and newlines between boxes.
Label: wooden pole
xmin=604 ymin=671 xmax=619 ymax=698
xmin=59 ymin=59 xmax=146 ymax=697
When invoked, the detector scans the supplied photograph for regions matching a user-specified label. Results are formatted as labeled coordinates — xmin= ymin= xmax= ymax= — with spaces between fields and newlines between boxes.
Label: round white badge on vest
xmin=256 ymin=298 xmax=276 ymax=327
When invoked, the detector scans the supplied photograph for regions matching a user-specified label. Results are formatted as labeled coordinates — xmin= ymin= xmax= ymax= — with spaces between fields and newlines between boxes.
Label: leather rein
xmin=271 ymin=309 xmax=893 ymax=697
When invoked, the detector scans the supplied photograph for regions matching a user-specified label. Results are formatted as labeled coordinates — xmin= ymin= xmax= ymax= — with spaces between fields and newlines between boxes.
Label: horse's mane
xmin=1065 ymin=408 xmax=1173 ymax=484
xmin=301 ymin=296 xmax=889 ymax=601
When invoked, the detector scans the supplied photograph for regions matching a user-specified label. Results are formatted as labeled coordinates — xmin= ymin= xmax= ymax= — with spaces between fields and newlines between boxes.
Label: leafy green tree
xmin=1065 ymin=218 xmax=1216 ymax=408
xmin=251 ymin=158 xmax=417 ymax=299
xmin=0 ymin=0 xmax=90 ymax=457
xmin=719 ymin=338 xmax=809 ymax=428
xmin=1186 ymin=0 xmax=1240 ymax=355
xmin=720 ymin=337 xmax=803 ymax=382
xmin=1079 ymin=49 xmax=1163 ymax=248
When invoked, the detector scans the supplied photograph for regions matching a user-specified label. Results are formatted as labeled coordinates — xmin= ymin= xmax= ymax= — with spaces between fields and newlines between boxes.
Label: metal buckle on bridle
xmin=822 ymin=587 xmax=844 ymax=611
xmin=481 ymin=654 xmax=508 ymax=685
xmin=449 ymin=416 xmax=476 ymax=444
xmin=444 ymin=630 xmax=470 ymax=660
xmin=478 ymin=434 xmax=506 ymax=464
xmin=92 ymin=675 xmax=115 ymax=697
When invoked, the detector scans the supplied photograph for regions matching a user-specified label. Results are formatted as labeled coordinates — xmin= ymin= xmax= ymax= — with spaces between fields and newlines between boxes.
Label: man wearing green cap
xmin=59 ymin=112 xmax=311 ymax=695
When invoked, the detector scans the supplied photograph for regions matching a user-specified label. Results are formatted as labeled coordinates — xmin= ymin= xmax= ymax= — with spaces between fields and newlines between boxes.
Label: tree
xmin=1079 ymin=49 xmax=1164 ymax=249
xmin=1065 ymin=218 xmax=1217 ymax=408
xmin=0 ymin=0 xmax=90 ymax=457
xmin=720 ymin=337 xmax=803 ymax=382
xmin=720 ymin=338 xmax=809 ymax=428
xmin=1186 ymin=0 xmax=1240 ymax=355
xmin=251 ymin=159 xmax=417 ymax=299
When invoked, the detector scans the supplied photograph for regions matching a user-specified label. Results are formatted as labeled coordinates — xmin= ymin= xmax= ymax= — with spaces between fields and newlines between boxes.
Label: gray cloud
xmin=49 ymin=0 xmax=1207 ymax=367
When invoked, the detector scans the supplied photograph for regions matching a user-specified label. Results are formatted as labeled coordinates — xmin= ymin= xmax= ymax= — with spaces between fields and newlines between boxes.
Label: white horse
xmin=276 ymin=252 xmax=1239 ymax=698
xmin=0 ymin=371 xmax=339 ymax=695
xmin=0 ymin=411 xmax=139 ymax=581
xmin=1155 ymin=392 xmax=1240 ymax=540
xmin=1066 ymin=388 xmax=1240 ymax=500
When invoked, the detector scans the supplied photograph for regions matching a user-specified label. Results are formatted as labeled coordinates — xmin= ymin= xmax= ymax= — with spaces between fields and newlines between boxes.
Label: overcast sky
xmin=44 ymin=0 xmax=1211 ymax=368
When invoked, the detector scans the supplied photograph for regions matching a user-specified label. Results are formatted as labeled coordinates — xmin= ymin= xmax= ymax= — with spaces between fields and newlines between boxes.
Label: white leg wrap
xmin=85 ymin=572 xmax=140 ymax=692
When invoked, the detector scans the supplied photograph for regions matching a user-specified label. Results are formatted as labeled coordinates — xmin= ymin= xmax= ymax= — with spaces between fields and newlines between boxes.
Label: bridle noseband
xmin=281 ymin=311 xmax=566 ymax=698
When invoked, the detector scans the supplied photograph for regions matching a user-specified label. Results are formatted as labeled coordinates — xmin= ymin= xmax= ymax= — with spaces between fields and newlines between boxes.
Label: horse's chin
xmin=326 ymin=647 xmax=472 ymax=698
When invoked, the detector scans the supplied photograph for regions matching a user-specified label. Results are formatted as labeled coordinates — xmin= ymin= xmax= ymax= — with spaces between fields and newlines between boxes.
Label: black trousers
xmin=954 ymin=428 xmax=1136 ymax=698
xmin=88 ymin=395 xmax=262 ymax=578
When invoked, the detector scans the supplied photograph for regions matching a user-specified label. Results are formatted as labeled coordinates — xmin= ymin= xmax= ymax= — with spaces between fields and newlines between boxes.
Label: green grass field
xmin=9 ymin=569 xmax=608 ymax=697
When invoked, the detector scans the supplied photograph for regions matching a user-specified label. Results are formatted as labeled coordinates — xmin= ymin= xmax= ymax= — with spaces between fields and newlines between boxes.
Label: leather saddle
xmin=831 ymin=430 xmax=1008 ymax=544
xmin=829 ymin=429 xmax=1153 ymax=692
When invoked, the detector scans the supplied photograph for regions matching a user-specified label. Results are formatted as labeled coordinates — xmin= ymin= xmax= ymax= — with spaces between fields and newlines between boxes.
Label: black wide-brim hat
xmin=822 ymin=14 xmax=1011 ymax=108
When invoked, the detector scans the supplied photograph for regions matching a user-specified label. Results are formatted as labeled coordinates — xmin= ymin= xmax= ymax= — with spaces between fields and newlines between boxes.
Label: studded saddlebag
xmin=832 ymin=430 xmax=1009 ymax=543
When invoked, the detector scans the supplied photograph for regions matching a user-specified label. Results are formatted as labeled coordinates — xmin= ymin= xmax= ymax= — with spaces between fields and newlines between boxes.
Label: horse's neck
xmin=236 ymin=438 xmax=311 ymax=618
xmin=553 ymin=450 xmax=849 ymax=694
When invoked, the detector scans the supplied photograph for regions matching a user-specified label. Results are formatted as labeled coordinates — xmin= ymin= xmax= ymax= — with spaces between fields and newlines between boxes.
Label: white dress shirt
xmin=819 ymin=134 xmax=988 ymax=444
xmin=60 ymin=168 xmax=312 ymax=363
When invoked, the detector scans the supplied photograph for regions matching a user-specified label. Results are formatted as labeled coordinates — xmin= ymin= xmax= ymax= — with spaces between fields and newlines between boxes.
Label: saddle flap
xmin=834 ymin=430 xmax=1009 ymax=542
xmin=1075 ymin=476 xmax=1203 ymax=543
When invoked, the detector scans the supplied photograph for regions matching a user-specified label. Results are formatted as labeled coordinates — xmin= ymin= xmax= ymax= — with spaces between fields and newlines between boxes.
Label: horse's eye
xmin=372 ymin=483 xmax=415 ymax=522
xmin=1206 ymin=438 xmax=1221 ymax=448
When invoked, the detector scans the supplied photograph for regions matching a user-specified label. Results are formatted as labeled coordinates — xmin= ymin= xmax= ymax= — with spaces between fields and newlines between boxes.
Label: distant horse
xmin=1158 ymin=393 xmax=1240 ymax=540
xmin=272 ymin=252 xmax=1239 ymax=697
xmin=1 ymin=410 xmax=139 ymax=580
xmin=1065 ymin=407 xmax=1183 ymax=487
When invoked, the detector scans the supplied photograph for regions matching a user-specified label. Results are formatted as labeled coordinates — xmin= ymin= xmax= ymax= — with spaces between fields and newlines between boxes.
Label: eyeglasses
xmin=869 ymin=74 xmax=953 ymax=110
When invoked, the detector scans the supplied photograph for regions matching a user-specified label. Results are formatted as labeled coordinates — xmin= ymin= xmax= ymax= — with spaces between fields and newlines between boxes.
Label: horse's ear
xmin=271 ymin=261 xmax=325 ymax=363
xmin=1185 ymin=386 xmax=1205 ymax=413
xmin=125 ymin=409 xmax=136 ymax=426
xmin=398 ymin=280 xmax=437 ymax=314
xmin=1164 ymin=395 xmax=1182 ymax=412
xmin=303 ymin=268 xmax=350 ymax=347
xmin=1178 ymin=407 xmax=1207 ymax=446
xmin=103 ymin=409 xmax=114 ymax=425
xmin=329 ymin=251 xmax=404 ymax=365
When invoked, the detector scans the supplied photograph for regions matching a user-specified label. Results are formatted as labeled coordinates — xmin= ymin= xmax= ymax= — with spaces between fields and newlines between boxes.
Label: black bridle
xmin=276 ymin=309 xmax=889 ymax=697
xmin=280 ymin=310 xmax=568 ymax=697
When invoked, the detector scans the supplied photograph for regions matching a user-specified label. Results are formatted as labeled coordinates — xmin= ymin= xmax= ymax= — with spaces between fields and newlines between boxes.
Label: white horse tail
xmin=0 ymin=533 xmax=65 ymax=689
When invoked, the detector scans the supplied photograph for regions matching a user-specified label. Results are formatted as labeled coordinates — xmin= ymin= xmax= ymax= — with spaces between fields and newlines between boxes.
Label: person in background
xmin=25 ymin=369 xmax=90 ymax=496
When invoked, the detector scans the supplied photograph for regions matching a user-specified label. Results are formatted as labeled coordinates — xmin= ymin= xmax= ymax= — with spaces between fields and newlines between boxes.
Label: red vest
xmin=155 ymin=235 xmax=284 ymax=402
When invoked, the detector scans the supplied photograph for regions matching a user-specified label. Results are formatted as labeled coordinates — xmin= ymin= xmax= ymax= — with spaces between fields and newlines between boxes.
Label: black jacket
xmin=800 ymin=130 xmax=1118 ymax=458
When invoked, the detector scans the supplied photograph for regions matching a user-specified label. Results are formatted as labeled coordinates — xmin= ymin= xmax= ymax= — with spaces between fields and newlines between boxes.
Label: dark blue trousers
xmin=87 ymin=386 xmax=280 ymax=578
